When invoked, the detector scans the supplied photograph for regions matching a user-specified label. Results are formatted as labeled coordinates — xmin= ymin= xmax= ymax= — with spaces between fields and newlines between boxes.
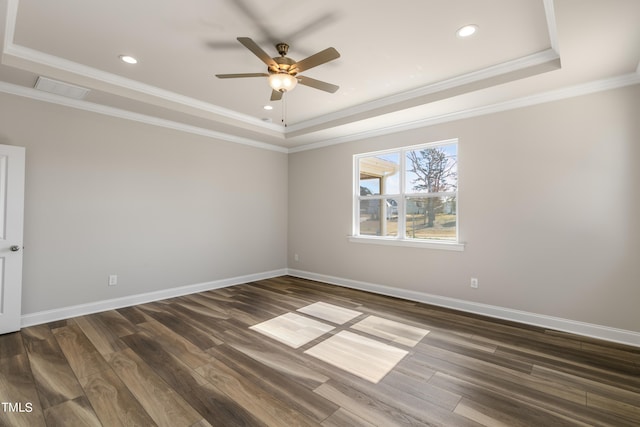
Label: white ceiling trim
xmin=2 ymin=73 xmax=637 ymax=156
xmin=0 ymin=81 xmax=288 ymax=153
xmin=2 ymin=44 xmax=284 ymax=134
xmin=4 ymin=0 xmax=636 ymax=155
xmin=543 ymin=0 xmax=560 ymax=54
xmin=1 ymin=0 xmax=16 ymax=50
xmin=3 ymin=0 xmax=562 ymax=140
xmin=284 ymin=48 xmax=560 ymax=136
xmin=289 ymin=73 xmax=640 ymax=153
xmin=287 ymin=0 xmax=560 ymax=136
xmin=1 ymin=0 xmax=282 ymax=134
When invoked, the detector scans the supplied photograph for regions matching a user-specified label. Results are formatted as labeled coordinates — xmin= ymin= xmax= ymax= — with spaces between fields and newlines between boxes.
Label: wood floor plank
xmin=107 ymin=349 xmax=203 ymax=427
xmin=420 ymin=335 xmax=535 ymax=374
xmin=586 ymin=392 xmax=640 ymax=424
xmin=115 ymin=305 xmax=150 ymax=325
xmin=190 ymin=419 xmax=214 ymax=427
xmin=122 ymin=331 xmax=267 ymax=426
xmin=172 ymin=296 xmax=230 ymax=320
xmin=207 ymin=343 xmax=338 ymax=422
xmin=0 ymin=331 xmax=25 ymax=359
xmin=531 ymin=364 xmax=640 ymax=408
xmin=52 ymin=321 xmax=111 ymax=380
xmin=136 ymin=320 xmax=215 ymax=370
xmin=96 ymin=310 xmax=139 ymax=337
xmin=160 ymin=302 xmax=227 ymax=345
xmin=315 ymin=379 xmax=479 ymax=427
xmin=221 ymin=324 xmax=332 ymax=388
xmin=453 ymin=397 xmax=592 ymax=427
xmin=79 ymin=367 xmax=158 ymax=426
xmin=21 ymin=333 xmax=85 ymax=408
xmin=0 ymin=353 xmax=47 ymax=427
xmin=74 ymin=314 xmax=129 ymax=357
xmin=415 ymin=342 xmax=588 ymax=406
xmin=321 ymin=408 xmax=376 ymax=427
xmin=381 ymin=369 xmax=462 ymax=412
xmin=195 ymin=361 xmax=322 ymax=427
xmin=179 ymin=294 xmax=231 ymax=319
xmin=313 ymin=381 xmax=419 ymax=427
xmin=244 ymin=281 xmax=321 ymax=311
xmin=496 ymin=344 xmax=640 ymax=394
xmin=453 ymin=400 xmax=514 ymax=427
xmin=432 ymin=371 xmax=631 ymax=426
xmin=426 ymin=329 xmax=498 ymax=354
xmin=43 ymin=396 xmax=102 ymax=427
xmin=137 ymin=304 xmax=220 ymax=350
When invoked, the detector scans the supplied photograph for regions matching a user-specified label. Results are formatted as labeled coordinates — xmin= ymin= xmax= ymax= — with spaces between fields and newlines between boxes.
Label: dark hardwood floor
xmin=1 ymin=276 xmax=638 ymax=426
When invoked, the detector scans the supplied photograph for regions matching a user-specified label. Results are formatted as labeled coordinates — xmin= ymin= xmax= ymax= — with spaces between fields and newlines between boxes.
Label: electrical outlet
xmin=294 ymin=253 xmax=299 ymax=262
xmin=470 ymin=277 xmax=478 ymax=289
xmin=108 ymin=275 xmax=118 ymax=286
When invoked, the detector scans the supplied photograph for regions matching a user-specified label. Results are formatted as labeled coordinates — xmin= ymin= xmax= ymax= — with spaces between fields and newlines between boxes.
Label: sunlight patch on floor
xmin=251 ymin=302 xmax=429 ymax=382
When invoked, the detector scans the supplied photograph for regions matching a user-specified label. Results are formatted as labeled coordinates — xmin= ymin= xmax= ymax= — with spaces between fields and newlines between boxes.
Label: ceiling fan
xmin=216 ymin=37 xmax=340 ymax=101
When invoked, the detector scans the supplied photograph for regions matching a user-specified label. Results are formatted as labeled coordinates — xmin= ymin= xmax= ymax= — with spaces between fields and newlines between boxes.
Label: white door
xmin=0 ymin=144 xmax=25 ymax=335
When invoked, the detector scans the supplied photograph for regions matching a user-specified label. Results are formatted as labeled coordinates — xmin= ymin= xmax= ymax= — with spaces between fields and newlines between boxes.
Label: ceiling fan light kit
xmin=268 ymin=72 xmax=298 ymax=92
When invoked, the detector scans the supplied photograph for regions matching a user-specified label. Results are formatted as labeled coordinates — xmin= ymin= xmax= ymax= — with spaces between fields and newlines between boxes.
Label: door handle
xmin=10 ymin=245 xmax=20 ymax=252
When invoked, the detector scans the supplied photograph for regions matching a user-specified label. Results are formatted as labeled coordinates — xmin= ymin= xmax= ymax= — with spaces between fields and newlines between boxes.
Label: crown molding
xmin=2 ymin=43 xmax=285 ymax=133
xmin=285 ymin=0 xmax=561 ymax=136
xmin=285 ymin=48 xmax=560 ymax=136
xmin=289 ymin=72 xmax=640 ymax=153
xmin=2 ymin=71 xmax=637 ymax=156
xmin=3 ymin=0 xmax=563 ymax=140
xmin=0 ymin=81 xmax=288 ymax=153
xmin=543 ymin=0 xmax=560 ymax=54
xmin=5 ymin=0 xmax=636 ymax=155
xmin=1 ymin=0 xmax=283 ymax=136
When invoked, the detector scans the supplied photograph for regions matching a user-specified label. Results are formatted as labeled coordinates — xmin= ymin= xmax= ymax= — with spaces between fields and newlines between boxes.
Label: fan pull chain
xmin=281 ymin=92 xmax=287 ymax=127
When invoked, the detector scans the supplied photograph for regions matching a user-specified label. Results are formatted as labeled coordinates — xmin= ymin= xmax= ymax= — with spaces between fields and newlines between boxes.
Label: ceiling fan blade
xmin=270 ymin=90 xmax=283 ymax=101
xmin=294 ymin=47 xmax=340 ymax=73
xmin=297 ymin=76 xmax=339 ymax=93
xmin=215 ymin=73 xmax=269 ymax=79
xmin=227 ymin=0 xmax=280 ymax=46
xmin=237 ymin=37 xmax=277 ymax=68
xmin=283 ymin=12 xmax=337 ymax=44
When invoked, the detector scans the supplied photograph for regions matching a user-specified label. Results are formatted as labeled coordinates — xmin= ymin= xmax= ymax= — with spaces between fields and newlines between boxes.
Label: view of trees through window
xmin=355 ymin=141 xmax=458 ymax=242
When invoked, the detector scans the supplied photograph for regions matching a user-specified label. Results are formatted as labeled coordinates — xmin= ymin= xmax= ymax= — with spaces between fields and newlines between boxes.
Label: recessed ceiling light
xmin=263 ymin=105 xmax=273 ymax=110
xmin=119 ymin=55 xmax=138 ymax=64
xmin=456 ymin=24 xmax=478 ymax=38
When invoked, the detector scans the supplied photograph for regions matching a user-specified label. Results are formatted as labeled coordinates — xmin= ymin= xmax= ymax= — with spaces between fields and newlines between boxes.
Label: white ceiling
xmin=1 ymin=0 xmax=639 ymax=151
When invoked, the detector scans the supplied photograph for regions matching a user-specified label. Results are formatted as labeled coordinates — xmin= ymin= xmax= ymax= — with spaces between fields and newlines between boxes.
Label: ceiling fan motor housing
xmin=269 ymin=56 xmax=298 ymax=76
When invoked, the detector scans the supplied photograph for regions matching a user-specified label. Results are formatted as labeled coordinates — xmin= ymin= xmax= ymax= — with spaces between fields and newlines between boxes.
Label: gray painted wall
xmin=1 ymin=84 xmax=637 ymax=335
xmin=288 ymin=85 xmax=640 ymax=332
xmin=0 ymin=92 xmax=288 ymax=314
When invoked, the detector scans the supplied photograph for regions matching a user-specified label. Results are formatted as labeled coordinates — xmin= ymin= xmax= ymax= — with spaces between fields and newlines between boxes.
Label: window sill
xmin=348 ymin=236 xmax=465 ymax=251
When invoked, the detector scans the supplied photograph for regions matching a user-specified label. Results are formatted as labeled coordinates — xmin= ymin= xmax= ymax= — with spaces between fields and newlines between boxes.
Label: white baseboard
xmin=287 ymin=269 xmax=640 ymax=348
xmin=21 ymin=268 xmax=639 ymax=348
xmin=20 ymin=269 xmax=287 ymax=328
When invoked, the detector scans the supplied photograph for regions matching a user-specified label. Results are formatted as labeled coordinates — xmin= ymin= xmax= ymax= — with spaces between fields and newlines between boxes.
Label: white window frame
xmin=350 ymin=138 xmax=464 ymax=251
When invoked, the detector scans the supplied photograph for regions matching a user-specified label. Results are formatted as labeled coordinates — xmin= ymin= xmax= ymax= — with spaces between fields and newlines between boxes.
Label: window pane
xmin=405 ymin=144 xmax=457 ymax=193
xmin=359 ymin=198 xmax=398 ymax=237
xmin=405 ymin=196 xmax=456 ymax=240
xmin=359 ymin=153 xmax=400 ymax=195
